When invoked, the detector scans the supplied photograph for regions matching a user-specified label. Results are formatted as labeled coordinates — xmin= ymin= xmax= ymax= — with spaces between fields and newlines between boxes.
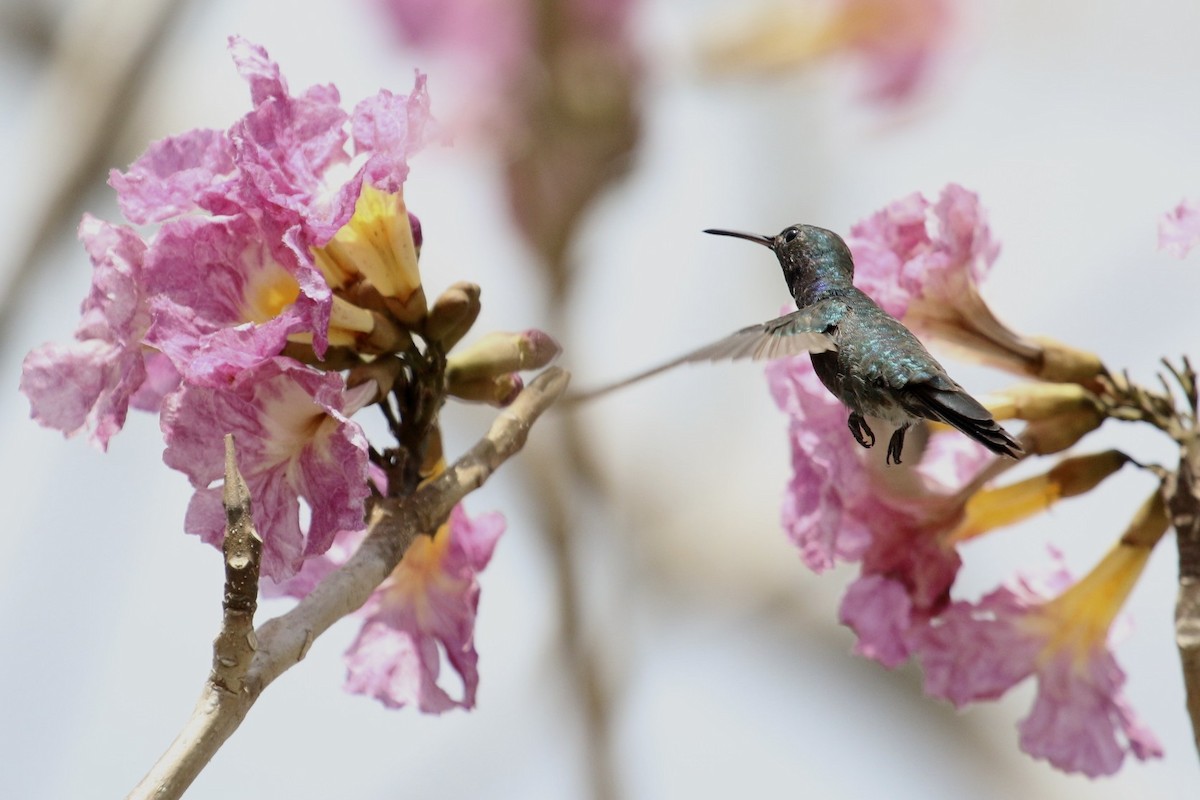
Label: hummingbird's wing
xmin=568 ymin=301 xmax=843 ymax=404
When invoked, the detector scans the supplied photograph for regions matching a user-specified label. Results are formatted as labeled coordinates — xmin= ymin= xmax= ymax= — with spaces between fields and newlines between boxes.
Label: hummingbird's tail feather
xmin=905 ymin=382 xmax=1024 ymax=459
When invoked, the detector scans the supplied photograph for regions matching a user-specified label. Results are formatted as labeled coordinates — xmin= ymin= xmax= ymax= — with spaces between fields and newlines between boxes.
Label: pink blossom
xmin=846 ymin=184 xmax=1084 ymax=381
xmin=140 ymin=213 xmax=322 ymax=386
xmin=271 ymin=505 xmax=505 ymax=712
xmin=161 ymin=358 xmax=370 ymax=581
xmin=1159 ymin=198 xmax=1200 ymax=258
xmin=767 ymin=354 xmax=991 ymax=666
xmin=849 ymin=184 xmax=999 ymax=320
xmin=912 ymin=552 xmax=1163 ymax=776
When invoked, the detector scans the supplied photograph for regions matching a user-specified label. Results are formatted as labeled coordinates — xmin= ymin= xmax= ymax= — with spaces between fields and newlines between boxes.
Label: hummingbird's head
xmin=704 ymin=224 xmax=855 ymax=304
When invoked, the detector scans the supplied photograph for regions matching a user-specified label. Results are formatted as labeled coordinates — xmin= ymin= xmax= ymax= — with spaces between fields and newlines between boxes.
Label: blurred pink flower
xmin=1159 ymin=198 xmax=1200 ymax=258
xmin=840 ymin=0 xmax=952 ymax=103
xmin=701 ymin=0 xmax=951 ymax=104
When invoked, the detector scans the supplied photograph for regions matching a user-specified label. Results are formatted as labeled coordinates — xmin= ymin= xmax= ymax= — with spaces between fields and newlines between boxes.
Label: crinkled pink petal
xmin=21 ymin=340 xmax=144 ymax=450
xmin=161 ymin=358 xmax=370 ymax=580
xmin=21 ymin=217 xmax=152 ymax=450
xmin=839 ymin=575 xmax=914 ymax=667
xmin=227 ymin=38 xmax=353 ymax=243
xmin=352 ymin=75 xmax=432 ymax=194
xmin=849 ymin=184 xmax=998 ymax=318
xmin=912 ymin=587 xmax=1041 ymax=707
xmin=859 ymin=512 xmax=961 ymax=612
xmin=767 ymin=356 xmax=876 ymax=571
xmin=1019 ymin=649 xmax=1163 ymax=777
xmin=129 ymin=351 xmax=181 ymax=412
xmin=109 ymin=129 xmax=239 ymax=224
xmin=140 ymin=214 xmax=319 ymax=384
xmin=75 ymin=216 xmax=150 ymax=344
xmin=1159 ymin=199 xmax=1200 ymax=258
xmin=343 ymin=506 xmax=505 ymax=712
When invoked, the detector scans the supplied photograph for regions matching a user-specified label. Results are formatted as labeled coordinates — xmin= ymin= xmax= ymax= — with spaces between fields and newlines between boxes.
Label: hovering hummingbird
xmin=577 ymin=224 xmax=1022 ymax=464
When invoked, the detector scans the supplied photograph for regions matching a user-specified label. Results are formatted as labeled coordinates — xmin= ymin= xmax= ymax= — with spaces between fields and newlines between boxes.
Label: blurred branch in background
xmin=0 ymin=0 xmax=186 ymax=336
xmin=508 ymin=2 xmax=641 ymax=797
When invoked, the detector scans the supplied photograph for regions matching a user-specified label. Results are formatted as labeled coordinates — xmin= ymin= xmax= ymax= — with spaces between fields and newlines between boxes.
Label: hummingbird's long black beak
xmin=703 ymin=228 xmax=775 ymax=250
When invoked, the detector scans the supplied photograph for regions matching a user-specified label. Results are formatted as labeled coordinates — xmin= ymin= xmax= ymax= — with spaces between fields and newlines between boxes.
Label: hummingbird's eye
xmin=783 ymin=227 xmax=800 ymax=242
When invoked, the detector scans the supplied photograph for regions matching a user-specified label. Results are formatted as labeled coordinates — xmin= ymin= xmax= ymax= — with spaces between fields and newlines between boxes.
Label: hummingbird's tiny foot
xmin=886 ymin=426 xmax=908 ymax=465
xmin=848 ymin=413 xmax=875 ymax=449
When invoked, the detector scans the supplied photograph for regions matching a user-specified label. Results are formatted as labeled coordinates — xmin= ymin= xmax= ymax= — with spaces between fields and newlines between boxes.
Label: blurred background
xmin=2 ymin=0 xmax=1200 ymax=797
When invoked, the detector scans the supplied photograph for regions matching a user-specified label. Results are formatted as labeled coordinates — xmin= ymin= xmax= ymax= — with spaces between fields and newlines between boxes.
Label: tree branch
xmin=1168 ymin=430 xmax=1200 ymax=760
xmin=126 ymin=367 xmax=570 ymax=800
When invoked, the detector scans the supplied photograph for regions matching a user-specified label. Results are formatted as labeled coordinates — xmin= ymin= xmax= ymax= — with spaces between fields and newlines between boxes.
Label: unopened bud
xmin=447 ymin=372 xmax=524 ymax=407
xmin=981 ymin=382 xmax=1101 ymax=421
xmin=1048 ymin=449 xmax=1129 ymax=498
xmin=1029 ymin=336 xmax=1106 ymax=383
xmin=1019 ymin=406 xmax=1105 ymax=456
xmin=425 ymin=282 xmax=482 ymax=349
xmin=445 ymin=330 xmax=562 ymax=382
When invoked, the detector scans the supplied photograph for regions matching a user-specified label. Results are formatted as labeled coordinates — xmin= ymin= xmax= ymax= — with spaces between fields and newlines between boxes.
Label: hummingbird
xmin=576 ymin=224 xmax=1022 ymax=464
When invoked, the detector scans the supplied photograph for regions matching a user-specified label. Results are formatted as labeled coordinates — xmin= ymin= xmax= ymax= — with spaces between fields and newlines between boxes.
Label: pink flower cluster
xmin=21 ymin=38 xmax=504 ymax=713
xmin=767 ymin=185 xmax=1163 ymax=776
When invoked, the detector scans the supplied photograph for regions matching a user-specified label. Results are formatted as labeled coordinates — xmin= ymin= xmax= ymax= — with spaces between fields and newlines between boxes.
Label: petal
xmin=1019 ymin=649 xmax=1161 ymax=776
xmin=838 ymin=575 xmax=914 ymax=668
xmin=109 ymin=129 xmax=239 ymax=224
xmin=912 ymin=588 xmax=1040 ymax=707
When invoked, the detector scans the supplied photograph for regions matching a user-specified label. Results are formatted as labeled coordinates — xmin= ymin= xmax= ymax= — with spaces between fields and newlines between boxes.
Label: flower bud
xmin=424 ymin=282 xmax=482 ymax=349
xmin=1020 ymin=406 xmax=1105 ymax=456
xmin=1029 ymin=336 xmax=1106 ymax=384
xmin=981 ymin=382 xmax=1101 ymax=421
xmin=445 ymin=330 xmax=562 ymax=383
xmin=447 ymin=372 xmax=524 ymax=407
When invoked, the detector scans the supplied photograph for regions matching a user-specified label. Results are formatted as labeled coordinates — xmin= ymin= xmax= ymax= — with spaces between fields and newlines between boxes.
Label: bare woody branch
xmin=127 ymin=367 xmax=570 ymax=800
xmin=1168 ymin=431 xmax=1200 ymax=759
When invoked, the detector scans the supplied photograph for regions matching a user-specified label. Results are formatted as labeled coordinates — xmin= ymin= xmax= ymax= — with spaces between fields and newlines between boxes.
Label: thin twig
xmin=126 ymin=367 xmax=569 ymax=800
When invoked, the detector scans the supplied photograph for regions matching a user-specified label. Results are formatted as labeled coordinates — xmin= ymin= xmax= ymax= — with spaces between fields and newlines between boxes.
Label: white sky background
xmin=2 ymin=0 xmax=1200 ymax=797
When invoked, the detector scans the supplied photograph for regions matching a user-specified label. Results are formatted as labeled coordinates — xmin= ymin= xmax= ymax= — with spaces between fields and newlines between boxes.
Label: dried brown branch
xmin=126 ymin=367 xmax=570 ymax=800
